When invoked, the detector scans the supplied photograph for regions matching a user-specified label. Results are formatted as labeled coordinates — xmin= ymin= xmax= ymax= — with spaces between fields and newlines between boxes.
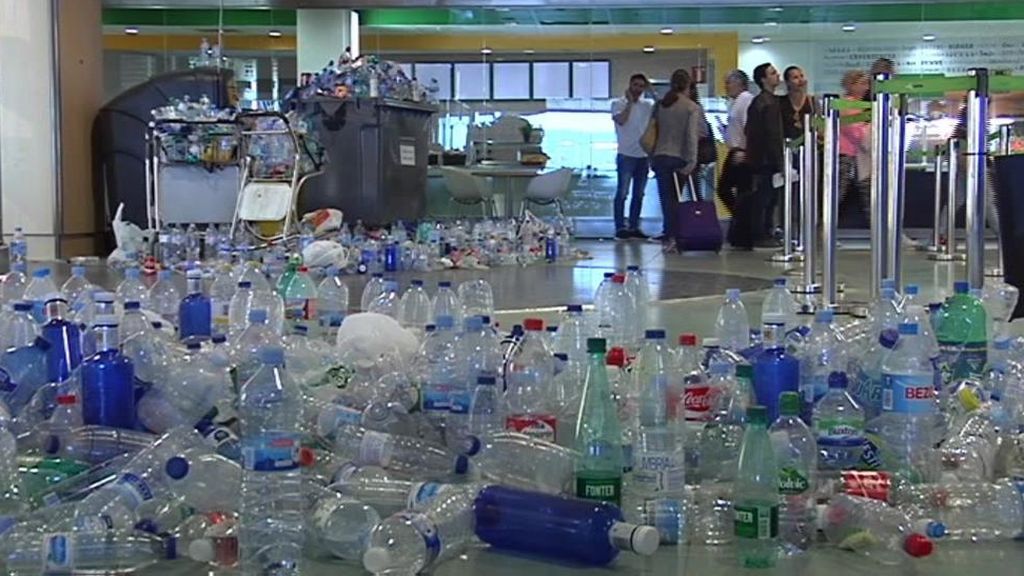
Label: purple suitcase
xmin=675 ymin=173 xmax=723 ymax=252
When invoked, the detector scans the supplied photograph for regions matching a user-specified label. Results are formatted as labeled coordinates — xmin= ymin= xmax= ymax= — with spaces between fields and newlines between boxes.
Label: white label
xmin=111 ymin=473 xmax=154 ymax=508
xmin=632 ymin=451 xmax=685 ymax=494
xmin=399 ymin=144 xmax=416 ymax=167
xmin=42 ymin=533 xmax=74 ymax=571
xmin=358 ymin=431 xmax=393 ymax=467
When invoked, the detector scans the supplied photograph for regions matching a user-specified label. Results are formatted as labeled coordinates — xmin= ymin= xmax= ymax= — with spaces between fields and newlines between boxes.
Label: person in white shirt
xmin=719 ymin=69 xmax=757 ymax=249
xmin=611 ymin=73 xmax=654 ymax=239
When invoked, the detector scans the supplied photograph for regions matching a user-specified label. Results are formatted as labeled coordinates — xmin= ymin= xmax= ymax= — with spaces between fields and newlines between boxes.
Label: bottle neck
xmin=762 ymin=323 xmax=785 ymax=349
xmin=44 ymin=301 xmax=67 ymax=322
xmin=96 ymin=326 xmax=120 ymax=353
xmin=187 ymin=278 xmax=204 ymax=295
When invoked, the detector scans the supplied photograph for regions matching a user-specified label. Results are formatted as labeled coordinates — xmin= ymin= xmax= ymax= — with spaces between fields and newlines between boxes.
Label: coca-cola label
xmin=683 ymin=385 xmax=714 ymax=420
xmin=506 ymin=414 xmax=557 ymax=443
xmin=841 ymin=470 xmax=892 ymax=501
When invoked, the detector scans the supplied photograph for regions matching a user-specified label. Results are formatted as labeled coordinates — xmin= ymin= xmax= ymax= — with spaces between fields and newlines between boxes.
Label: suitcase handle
xmin=673 ymin=172 xmax=702 ymax=203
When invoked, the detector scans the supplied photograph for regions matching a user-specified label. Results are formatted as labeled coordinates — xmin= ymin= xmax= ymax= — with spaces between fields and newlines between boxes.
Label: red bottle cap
xmin=606 ymin=347 xmax=627 ymax=367
xmin=56 ymin=395 xmax=77 ymax=406
xmin=299 ymin=266 xmax=309 ymax=272
xmin=903 ymin=534 xmax=933 ymax=557
xmin=298 ymin=447 xmax=316 ymax=468
xmin=678 ymin=333 xmax=698 ymax=347
xmin=523 ymin=318 xmax=545 ymax=331
xmin=612 ymin=274 xmax=626 ymax=284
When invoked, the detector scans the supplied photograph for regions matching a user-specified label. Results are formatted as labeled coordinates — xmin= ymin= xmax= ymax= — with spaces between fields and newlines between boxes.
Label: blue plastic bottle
xmin=473 ymin=485 xmax=659 ymax=566
xmin=178 ymin=269 xmax=212 ymax=342
xmin=753 ymin=315 xmax=800 ymax=422
xmin=80 ymin=315 xmax=135 ymax=429
xmin=40 ymin=294 xmax=82 ymax=384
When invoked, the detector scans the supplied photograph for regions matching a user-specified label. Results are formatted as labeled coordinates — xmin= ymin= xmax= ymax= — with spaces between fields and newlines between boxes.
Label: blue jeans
xmin=614 ymin=154 xmax=650 ymax=231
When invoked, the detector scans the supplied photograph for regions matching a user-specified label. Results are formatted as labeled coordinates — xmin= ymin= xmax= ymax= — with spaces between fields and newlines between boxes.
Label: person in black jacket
xmin=740 ymin=63 xmax=784 ymax=247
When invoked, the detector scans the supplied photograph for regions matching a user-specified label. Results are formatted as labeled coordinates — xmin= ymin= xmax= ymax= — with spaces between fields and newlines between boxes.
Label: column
xmin=296 ymin=9 xmax=359 ymax=76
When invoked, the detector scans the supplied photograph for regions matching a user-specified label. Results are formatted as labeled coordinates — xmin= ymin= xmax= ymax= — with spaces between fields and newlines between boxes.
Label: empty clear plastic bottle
xmin=228 ymin=280 xmax=255 ymax=336
xmin=597 ymin=274 xmax=638 ymax=350
xmin=147 ymin=270 xmax=181 ymax=327
xmin=848 ymin=329 xmax=900 ymax=421
xmin=468 ymin=373 xmax=503 ymax=438
xmin=769 ymin=391 xmax=816 ymax=555
xmin=715 ymin=289 xmax=751 ymax=353
xmin=208 ymin=263 xmax=236 ymax=337
xmin=230 ymin=309 xmax=280 ymax=390
xmin=821 ymin=494 xmax=938 ymax=565
xmin=24 ymin=267 xmax=59 ymax=322
xmin=305 ymin=484 xmax=380 ymax=561
xmin=0 ymin=528 xmax=173 ymax=573
xmin=893 ymin=480 xmax=1024 ymax=541
xmin=360 ymin=273 xmax=385 ymax=312
xmin=457 ymin=278 xmax=494 ymax=319
xmin=399 ymin=279 xmax=433 ymax=334
xmin=368 ymin=280 xmax=401 ymax=319
xmin=0 ymin=262 xmax=27 ymax=306
xmin=431 ymin=281 xmax=463 ymax=326
xmin=316 ymin=266 xmax=349 ymax=342
xmin=114 ymin=267 xmax=149 ymax=311
xmin=9 ymin=226 xmax=27 ymax=265
xmin=813 ymin=372 xmax=866 ymax=475
xmin=61 ymin=265 xmax=92 ymax=308
xmin=469 ymin=431 xmax=578 ymax=494
xmin=505 ymin=318 xmax=557 ymax=442
xmin=762 ymin=277 xmax=797 ymax=327
xmin=332 ymin=426 xmax=470 ymax=478
xmin=800 ymin=310 xmax=848 ymax=415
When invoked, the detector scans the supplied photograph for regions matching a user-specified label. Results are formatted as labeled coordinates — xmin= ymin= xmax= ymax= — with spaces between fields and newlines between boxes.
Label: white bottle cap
xmin=609 ymin=521 xmax=659 ymax=556
xmin=363 ymin=547 xmax=392 ymax=573
xmin=188 ymin=538 xmax=215 ymax=563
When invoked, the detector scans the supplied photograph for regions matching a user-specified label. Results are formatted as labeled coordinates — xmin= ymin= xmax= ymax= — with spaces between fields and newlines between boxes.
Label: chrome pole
xmin=928 ymin=144 xmax=943 ymax=252
xmin=965 ymin=68 xmax=989 ymax=289
xmin=869 ymin=73 xmax=892 ymax=299
xmin=793 ymin=113 xmax=820 ymax=302
xmin=821 ymin=96 xmax=840 ymax=309
xmin=771 ymin=139 xmax=798 ymax=263
xmin=886 ymin=94 xmax=908 ymax=289
xmin=989 ymin=123 xmax=1012 ymax=278
xmin=931 ymin=138 xmax=961 ymax=262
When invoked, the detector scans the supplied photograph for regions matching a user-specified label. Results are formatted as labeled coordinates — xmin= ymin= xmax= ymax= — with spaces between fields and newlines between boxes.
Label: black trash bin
xmin=992 ymin=154 xmax=1024 ymax=320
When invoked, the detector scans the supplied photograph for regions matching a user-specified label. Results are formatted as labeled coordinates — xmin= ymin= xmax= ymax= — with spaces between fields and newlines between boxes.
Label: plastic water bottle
xmin=986 ymin=337 xmax=1024 ymax=432
xmin=0 ymin=528 xmax=174 ymax=573
xmin=700 ymin=361 xmax=750 ymax=483
xmin=813 ymin=372 xmax=866 ymax=475
xmin=457 ymin=278 xmax=494 ymax=319
xmin=0 ymin=262 xmax=27 ymax=305
xmin=178 ymin=269 xmax=212 ymax=342
xmin=0 ymin=301 xmax=48 ymax=412
xmin=228 ymin=280 xmax=255 ymax=336
xmin=79 ymin=291 xmax=114 ymax=358
xmin=592 ymin=272 xmax=615 ymax=324
xmin=316 ymin=266 xmax=349 ymax=342
xmin=505 ymin=318 xmax=557 ymax=442
xmin=363 ymin=485 xmax=478 ymax=575
xmin=467 ymin=373 xmax=503 ymax=438
xmin=9 ymin=226 xmax=27 ymax=265
xmin=120 ymin=301 xmax=150 ymax=342
xmin=185 ymin=223 xmax=202 ymax=264
xmin=799 ymin=310 xmax=847 ymax=416
xmin=360 ymin=273 xmax=385 ymax=312
xmin=80 ymin=315 xmax=135 ymax=429
xmin=38 ymin=294 xmax=81 ymax=384
xmin=431 ymin=281 xmax=463 ymax=326
xmin=115 ymin=267 xmax=149 ymax=311
xmin=332 ymin=426 xmax=470 ymax=478
xmin=137 ymin=341 xmax=230 ymax=433
xmin=624 ymin=266 xmax=650 ymax=341
xmin=368 ymin=280 xmax=400 ymax=319
xmin=208 ymin=264 xmax=236 ymax=337
xmin=458 ymin=316 xmax=502 ymax=387
xmin=42 ymin=426 xmax=156 ymax=465
xmin=733 ymin=405 xmax=779 ymax=569
xmin=419 ymin=315 xmax=459 ymax=430
xmin=936 ymin=281 xmax=988 ymax=385
xmin=715 ymin=289 xmax=751 ymax=353
xmin=981 ymin=275 xmax=1020 ymax=342
xmin=61 ymin=266 xmax=92 ymax=308
xmin=892 ymin=480 xmax=1024 ymax=541
xmin=163 ymin=451 xmax=241 ymax=513
xmin=596 ymin=273 xmax=638 ymax=350
xmin=769 ymin=391 xmax=816 ymax=555
xmin=398 ymin=279 xmax=433 ymax=334
xmin=330 ymin=464 xmax=454 ymax=516
xmin=553 ymin=304 xmax=586 ymax=360
xmin=278 ymin=259 xmax=317 ymax=336
xmin=575 ymin=338 xmax=624 ymax=506
xmin=821 ymin=494 xmax=937 ymax=564
xmin=305 ymin=484 xmax=380 ymax=561
xmin=848 ymin=329 xmax=900 ymax=420
xmin=872 ymin=322 xmax=940 ymax=484
xmin=762 ymin=277 xmax=797 ymax=327
xmin=872 ymin=286 xmax=902 ymax=336
xmin=175 ymin=511 xmax=238 ymax=568
xmin=468 ymin=432 xmax=578 ymax=494
xmin=24 ymin=268 xmax=59 ymax=322
xmin=230 ymin=309 xmax=279 ymax=389
xmin=753 ymin=316 xmax=800 ymax=423
xmin=238 ymin=345 xmax=304 ymax=575
xmin=474 ymin=485 xmax=660 ymax=565
xmin=147 ymin=270 xmax=181 ymax=327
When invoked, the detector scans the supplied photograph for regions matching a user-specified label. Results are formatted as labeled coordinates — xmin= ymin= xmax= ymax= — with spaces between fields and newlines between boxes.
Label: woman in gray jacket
xmin=651 ymin=69 xmax=701 ymax=252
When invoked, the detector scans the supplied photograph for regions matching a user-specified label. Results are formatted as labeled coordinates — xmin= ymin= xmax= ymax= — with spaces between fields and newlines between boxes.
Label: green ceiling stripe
xmin=102 ymin=9 xmax=296 ymax=27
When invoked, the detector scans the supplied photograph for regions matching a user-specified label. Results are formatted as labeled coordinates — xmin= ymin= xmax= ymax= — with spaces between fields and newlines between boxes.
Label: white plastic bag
xmin=108 ymin=203 xmax=147 ymax=264
xmin=335 ymin=312 xmax=419 ymax=370
xmin=301 ymin=208 xmax=344 ymax=235
xmin=301 ymin=240 xmax=348 ymax=269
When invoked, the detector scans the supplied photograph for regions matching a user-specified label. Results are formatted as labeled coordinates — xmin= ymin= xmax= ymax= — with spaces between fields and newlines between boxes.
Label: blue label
xmin=242 ymin=432 xmax=300 ymax=472
xmin=0 ymin=368 xmax=15 ymax=394
xmin=319 ymin=313 xmax=345 ymax=330
xmin=449 ymin=391 xmax=471 ymax=415
xmin=401 ymin=512 xmax=441 ymax=565
xmin=409 ymin=482 xmax=446 ymax=509
xmin=882 ymin=373 xmax=937 ymax=415
xmin=422 ymin=386 xmax=450 ymax=412
xmin=114 ymin=473 xmax=154 ymax=507
xmin=44 ymin=533 xmax=72 ymax=571
xmin=646 ymin=498 xmax=684 ymax=544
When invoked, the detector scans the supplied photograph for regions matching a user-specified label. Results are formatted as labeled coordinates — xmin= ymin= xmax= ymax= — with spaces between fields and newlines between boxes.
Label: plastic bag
xmin=301 ymin=208 xmax=344 ymax=235
xmin=302 ymin=240 xmax=349 ymax=269
xmin=335 ymin=313 xmax=419 ymax=370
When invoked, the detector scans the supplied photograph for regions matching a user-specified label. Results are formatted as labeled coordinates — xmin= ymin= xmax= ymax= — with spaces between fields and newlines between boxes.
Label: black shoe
xmin=615 ymin=229 xmax=632 ymax=240
xmin=629 ymin=229 xmax=649 ymax=240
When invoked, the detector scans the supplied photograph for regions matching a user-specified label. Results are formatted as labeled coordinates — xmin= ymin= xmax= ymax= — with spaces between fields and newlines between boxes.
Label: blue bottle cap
xmin=566 ymin=304 xmax=583 ymax=313
xmin=879 ymin=328 xmax=900 ymax=349
xmin=627 ymin=265 xmax=640 ymax=271
xmin=463 ymin=316 xmax=483 ymax=332
xmin=186 ymin=341 xmax=202 ymax=351
xmin=774 ymin=277 xmax=787 ymax=286
xmin=238 ymin=280 xmax=252 ymax=289
xmin=463 ymin=436 xmax=482 ymax=457
xmin=43 ymin=435 xmax=60 ymax=454
xmin=33 ymin=268 xmax=50 ymax=278
xmin=135 ymin=519 xmax=159 ymax=534
xmin=124 ymin=301 xmax=141 ymax=311
xmin=898 ymin=322 xmax=919 ymax=335
xmin=438 ymin=281 xmax=451 ymax=288
xmin=546 ymin=326 xmax=559 ymax=333
xmin=248 ymin=309 xmax=268 ymax=323
xmin=477 ymin=374 xmax=497 ymax=385
xmin=726 ymin=288 xmax=741 ymax=299
xmin=158 ymin=269 xmax=172 ymax=281
xmin=259 ymin=346 xmax=285 ymax=365
xmin=511 ymin=325 xmax=524 ymax=337
xmin=186 ymin=269 xmax=202 ymax=280
xmin=553 ymin=353 xmax=568 ymax=362
xmin=411 ymin=279 xmax=424 ymax=287
xmin=151 ymin=321 xmax=163 ymax=330
xmin=828 ymin=371 xmax=848 ymax=389
xmin=954 ymin=281 xmax=969 ymax=294
xmin=43 ymin=293 xmax=65 ymax=305
xmin=165 ymin=456 xmax=190 ymax=480
xmin=904 ymin=284 xmax=920 ymax=296
xmin=436 ymin=315 xmax=454 ymax=330
xmin=454 ymin=454 xmax=470 ymax=475
xmin=645 ymin=329 xmax=666 ymax=339
xmin=372 ymin=273 xmax=383 ymax=278
xmin=212 ymin=334 xmax=227 ymax=344
xmin=480 ymin=315 xmax=491 ymax=325
xmin=13 ymin=301 xmax=32 ymax=312
xmin=925 ymin=521 xmax=946 ymax=539
xmin=603 ymin=272 xmax=615 ymax=279
xmin=424 ymin=324 xmax=436 ymax=333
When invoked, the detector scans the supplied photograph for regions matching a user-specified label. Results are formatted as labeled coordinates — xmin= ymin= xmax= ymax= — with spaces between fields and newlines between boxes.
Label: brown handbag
xmin=640 ymin=114 xmax=658 ymax=155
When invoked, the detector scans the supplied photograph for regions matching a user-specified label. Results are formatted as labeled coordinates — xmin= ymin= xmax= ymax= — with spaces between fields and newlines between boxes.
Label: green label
xmin=575 ymin=474 xmax=622 ymax=506
xmin=734 ymin=504 xmax=779 ymax=540
xmin=778 ymin=467 xmax=810 ymax=495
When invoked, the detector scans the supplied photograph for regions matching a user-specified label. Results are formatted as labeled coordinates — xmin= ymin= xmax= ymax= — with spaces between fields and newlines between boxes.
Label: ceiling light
xmin=769 ymin=6 xmax=784 ymax=12
xmin=480 ymin=47 xmax=493 ymax=55
xmin=751 ymin=36 xmax=769 ymax=44
xmin=922 ymin=33 xmax=936 ymax=42
xmin=124 ymin=27 xmax=139 ymax=35
xmin=523 ymin=49 xmax=535 ymax=55
xmin=841 ymin=23 xmax=856 ymax=32
xmin=642 ymin=45 xmax=656 ymax=53
xmin=764 ymin=20 xmax=779 ymax=27
xmin=268 ymin=29 xmax=282 ymax=38
xmin=659 ymin=27 xmax=673 ymax=35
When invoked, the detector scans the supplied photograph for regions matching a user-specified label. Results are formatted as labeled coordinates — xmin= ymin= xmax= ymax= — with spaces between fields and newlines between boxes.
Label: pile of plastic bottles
xmin=2 ymin=225 xmax=1024 ymax=573
xmin=290 ymin=50 xmax=435 ymax=104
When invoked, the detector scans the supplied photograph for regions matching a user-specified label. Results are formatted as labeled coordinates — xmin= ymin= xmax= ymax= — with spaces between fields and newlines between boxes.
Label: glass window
xmin=493 ymin=62 xmax=531 ymax=100
xmin=572 ymin=61 xmax=610 ymax=99
xmin=413 ymin=63 xmax=452 ymax=101
xmin=533 ymin=62 xmax=570 ymax=99
xmin=454 ymin=62 xmax=491 ymax=101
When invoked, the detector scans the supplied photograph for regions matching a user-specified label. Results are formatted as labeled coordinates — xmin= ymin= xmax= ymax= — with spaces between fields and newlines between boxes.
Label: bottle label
xmin=777 ymin=467 xmax=811 ymax=495
xmin=575 ymin=474 xmax=622 ymax=505
xmin=938 ymin=344 xmax=987 ymax=384
xmin=241 ymin=432 xmax=300 ymax=472
xmin=407 ymin=482 xmax=448 ymax=509
xmin=449 ymin=391 xmax=472 ymax=415
xmin=113 ymin=473 xmax=154 ymax=508
xmin=358 ymin=431 xmax=393 ymax=467
xmin=421 ymin=384 xmax=450 ymax=413
xmin=644 ymin=498 xmax=685 ymax=544
xmin=284 ymin=298 xmax=316 ymax=321
xmin=400 ymin=512 xmax=441 ymax=566
xmin=841 ymin=470 xmax=892 ymax=501
xmin=325 ymin=405 xmax=363 ymax=433
xmin=681 ymin=383 xmax=715 ymax=422
xmin=211 ymin=299 xmax=230 ymax=333
xmin=881 ymin=374 xmax=937 ymax=415
xmin=816 ymin=417 xmax=866 ymax=447
xmin=632 ymin=451 xmax=686 ymax=494
xmin=505 ymin=414 xmax=557 ymax=443
xmin=734 ymin=504 xmax=779 ymax=540
xmin=42 ymin=533 xmax=74 ymax=571
xmin=318 ymin=312 xmax=345 ymax=331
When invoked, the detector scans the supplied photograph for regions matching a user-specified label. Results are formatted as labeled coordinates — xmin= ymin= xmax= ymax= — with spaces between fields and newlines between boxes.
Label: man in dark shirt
xmin=743 ymin=63 xmax=785 ymax=246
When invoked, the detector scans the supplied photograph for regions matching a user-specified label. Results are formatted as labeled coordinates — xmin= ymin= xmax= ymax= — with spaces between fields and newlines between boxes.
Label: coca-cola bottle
xmin=504 ymin=319 xmax=558 ymax=442
xmin=676 ymin=333 xmax=712 ymax=435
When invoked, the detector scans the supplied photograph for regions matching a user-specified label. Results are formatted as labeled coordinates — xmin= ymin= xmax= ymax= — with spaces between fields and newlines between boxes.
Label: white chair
xmin=521 ymin=168 xmax=574 ymax=218
xmin=440 ymin=167 xmax=496 ymax=217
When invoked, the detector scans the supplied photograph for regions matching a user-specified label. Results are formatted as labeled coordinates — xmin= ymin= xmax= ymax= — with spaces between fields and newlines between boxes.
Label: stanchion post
xmin=929 ymin=144 xmax=944 ymax=252
xmin=886 ymin=94 xmax=908 ymax=290
xmin=989 ymin=123 xmax=1012 ymax=277
xmin=770 ymin=140 xmax=798 ymax=263
xmin=870 ymin=74 xmax=893 ymax=299
xmin=793 ymin=113 xmax=820 ymax=302
xmin=965 ymin=68 xmax=989 ymax=289
xmin=821 ymin=95 xmax=840 ymax=309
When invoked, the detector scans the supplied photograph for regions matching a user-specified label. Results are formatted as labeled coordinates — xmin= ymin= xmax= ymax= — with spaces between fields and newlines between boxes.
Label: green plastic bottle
xmin=18 ymin=457 xmax=90 ymax=507
xmin=734 ymin=405 xmax=779 ymax=568
xmin=936 ymin=281 xmax=988 ymax=385
xmin=575 ymin=337 xmax=624 ymax=506
xmin=276 ymin=254 xmax=318 ymax=336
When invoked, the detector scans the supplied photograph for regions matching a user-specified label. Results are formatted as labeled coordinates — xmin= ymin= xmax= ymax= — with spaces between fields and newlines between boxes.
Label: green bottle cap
xmin=778 ymin=392 xmax=800 ymax=416
xmin=736 ymin=364 xmax=754 ymax=380
xmin=746 ymin=405 xmax=768 ymax=424
xmin=587 ymin=338 xmax=607 ymax=354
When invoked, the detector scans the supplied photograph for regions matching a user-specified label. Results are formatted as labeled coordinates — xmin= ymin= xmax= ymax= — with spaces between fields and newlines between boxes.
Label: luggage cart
xmin=230 ymin=111 xmax=324 ymax=245
xmin=145 ymin=118 xmax=242 ymax=231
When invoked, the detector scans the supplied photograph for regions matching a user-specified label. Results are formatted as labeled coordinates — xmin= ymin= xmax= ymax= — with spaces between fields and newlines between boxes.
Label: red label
xmin=905 ymin=387 xmax=934 ymax=400
xmin=841 ymin=471 xmax=892 ymax=502
xmin=506 ymin=414 xmax=557 ymax=443
xmin=683 ymin=385 xmax=714 ymax=421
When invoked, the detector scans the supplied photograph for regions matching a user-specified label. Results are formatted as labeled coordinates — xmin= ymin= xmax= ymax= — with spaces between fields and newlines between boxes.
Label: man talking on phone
xmin=611 ymin=73 xmax=654 ymax=240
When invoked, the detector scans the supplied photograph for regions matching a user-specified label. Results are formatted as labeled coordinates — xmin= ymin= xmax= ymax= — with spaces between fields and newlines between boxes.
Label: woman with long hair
xmin=651 ymin=69 xmax=701 ymax=252
xmin=839 ymin=70 xmax=871 ymax=224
